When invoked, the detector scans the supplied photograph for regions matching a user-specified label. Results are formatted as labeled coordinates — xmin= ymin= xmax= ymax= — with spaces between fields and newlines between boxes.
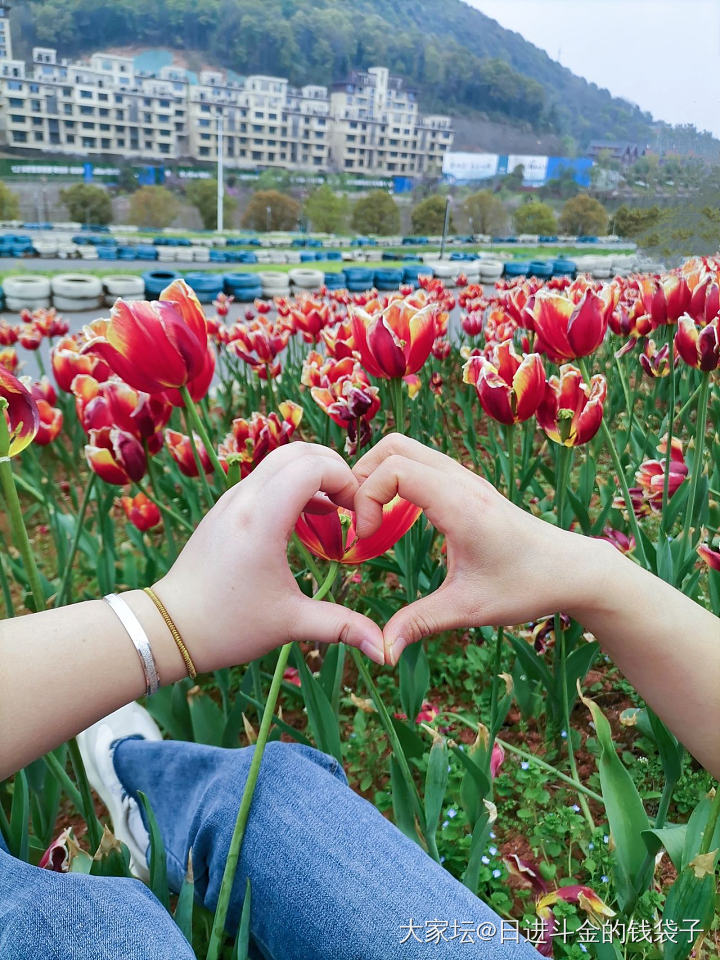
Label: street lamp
xmin=440 ymin=195 xmax=452 ymax=259
xmin=266 ymin=204 xmax=272 ymax=233
xmin=216 ymin=111 xmax=224 ymax=233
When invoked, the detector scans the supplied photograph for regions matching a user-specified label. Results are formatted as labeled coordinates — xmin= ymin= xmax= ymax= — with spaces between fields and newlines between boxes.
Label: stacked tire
xmin=184 ymin=272 xmax=224 ymax=304
xmin=258 ymin=271 xmax=290 ymax=298
xmin=343 ymin=267 xmax=374 ymax=292
xmin=374 ymin=268 xmax=403 ymax=291
xmin=289 ymin=268 xmax=323 ymax=291
xmin=323 ymin=271 xmax=347 ymax=290
xmin=51 ymin=274 xmax=104 ymax=311
xmin=142 ymin=270 xmax=183 ymax=298
xmin=223 ymin=273 xmax=263 ymax=302
xmin=3 ymin=275 xmax=52 ymax=312
xmin=102 ymin=275 xmax=145 ymax=308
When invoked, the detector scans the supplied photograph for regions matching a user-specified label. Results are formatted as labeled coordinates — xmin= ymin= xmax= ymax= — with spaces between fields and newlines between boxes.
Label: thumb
xmin=291 ymin=597 xmax=385 ymax=665
xmin=383 ymin=585 xmax=459 ymax=666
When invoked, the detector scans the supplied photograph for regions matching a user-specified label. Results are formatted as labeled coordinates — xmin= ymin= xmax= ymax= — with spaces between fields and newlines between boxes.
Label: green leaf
xmin=291 ymin=647 xmax=343 ymax=762
xmin=578 ymin=689 xmax=651 ymax=910
xmin=423 ymin=735 xmax=448 ymax=851
xmin=232 ymin=878 xmax=252 ymax=960
xmin=398 ymin=641 xmax=430 ymax=724
xmin=137 ymin=791 xmax=169 ymax=909
xmin=188 ymin=689 xmax=226 ymax=747
xmin=173 ymin=850 xmax=195 ymax=945
xmin=642 ymin=823 xmax=686 ymax=872
xmin=389 ymin=756 xmax=421 ymax=844
xmin=9 ymin=769 xmax=29 ymax=861
xmin=661 ymin=865 xmax=717 ymax=960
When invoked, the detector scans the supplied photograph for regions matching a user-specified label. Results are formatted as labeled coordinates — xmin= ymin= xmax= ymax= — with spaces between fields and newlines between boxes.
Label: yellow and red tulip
xmin=51 ymin=335 xmax=112 ymax=393
xmin=34 ymin=399 xmax=63 ymax=446
xmin=289 ymin=296 xmax=331 ymax=343
xmin=85 ymin=426 xmax=146 ymax=485
xmin=638 ymin=338 xmax=671 ymax=378
xmin=294 ymin=495 xmax=421 ymax=564
xmin=535 ymin=885 xmax=615 ymax=956
xmin=0 ymin=366 xmax=39 ymax=457
xmin=165 ymin=428 xmax=212 ymax=477
xmin=463 ymin=340 xmax=546 ymax=425
xmin=320 ymin=320 xmax=356 ymax=359
xmin=537 ymin=364 xmax=607 ymax=447
xmin=71 ymin=375 xmax=171 ymax=453
xmin=636 ymin=274 xmax=691 ymax=327
xmin=218 ymin=401 xmax=303 ymax=478
xmin=675 ymin=314 xmax=720 ymax=371
xmin=120 ymin=492 xmax=161 ymax=531
xmin=350 ymin=294 xmax=438 ymax=379
xmin=531 ymin=288 xmax=613 ymax=363
xmin=0 ymin=321 xmax=19 ymax=346
xmin=228 ymin=320 xmax=289 ymax=379
xmin=0 ymin=347 xmax=18 ymax=373
xmin=82 ymin=279 xmax=210 ymax=401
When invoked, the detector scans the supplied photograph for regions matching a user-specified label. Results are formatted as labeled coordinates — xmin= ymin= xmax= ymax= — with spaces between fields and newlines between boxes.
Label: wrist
xmin=558 ymin=532 xmax=623 ymax=625
xmin=119 ymin=588 xmax=192 ymax=689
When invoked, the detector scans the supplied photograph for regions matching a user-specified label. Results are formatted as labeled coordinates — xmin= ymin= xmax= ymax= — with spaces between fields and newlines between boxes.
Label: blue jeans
xmin=0 ymin=739 xmax=540 ymax=959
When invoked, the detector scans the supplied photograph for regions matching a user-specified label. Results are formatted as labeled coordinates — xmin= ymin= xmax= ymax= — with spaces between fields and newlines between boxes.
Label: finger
xmin=353 ymin=433 xmax=460 ymax=482
xmin=383 ymin=584 xmax=465 ymax=666
xmin=291 ymin=596 xmax=385 ymax=665
xmin=263 ymin=453 xmax=359 ymax=536
xmin=353 ymin=455 xmax=449 ymax=539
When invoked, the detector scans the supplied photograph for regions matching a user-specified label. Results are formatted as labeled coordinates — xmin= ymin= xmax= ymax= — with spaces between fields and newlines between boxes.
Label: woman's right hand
xmin=352 ymin=434 xmax=612 ymax=665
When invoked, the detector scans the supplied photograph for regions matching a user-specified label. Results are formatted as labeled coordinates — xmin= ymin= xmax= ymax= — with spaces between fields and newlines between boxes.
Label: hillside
xmin=12 ymin=0 xmax=719 ymax=156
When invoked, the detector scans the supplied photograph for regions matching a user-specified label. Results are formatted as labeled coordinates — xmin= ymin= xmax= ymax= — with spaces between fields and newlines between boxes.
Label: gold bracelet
xmin=143 ymin=586 xmax=197 ymax=680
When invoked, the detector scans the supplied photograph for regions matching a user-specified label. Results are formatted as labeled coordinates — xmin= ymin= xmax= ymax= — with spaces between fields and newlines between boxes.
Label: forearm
xmin=0 ymin=590 xmax=189 ymax=779
xmin=566 ymin=538 xmax=720 ymax=778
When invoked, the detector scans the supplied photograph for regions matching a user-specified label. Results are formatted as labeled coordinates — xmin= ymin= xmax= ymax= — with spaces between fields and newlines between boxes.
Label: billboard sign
xmin=442 ymin=152 xmax=499 ymax=182
xmin=507 ymin=155 xmax=549 ymax=185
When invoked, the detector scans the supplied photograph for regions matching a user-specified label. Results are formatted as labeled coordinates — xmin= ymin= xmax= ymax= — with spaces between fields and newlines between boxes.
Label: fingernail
xmin=388 ymin=637 xmax=404 ymax=666
xmin=359 ymin=638 xmax=384 ymax=665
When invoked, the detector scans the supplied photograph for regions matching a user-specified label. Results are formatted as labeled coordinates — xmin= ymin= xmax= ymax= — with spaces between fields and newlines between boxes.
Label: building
xmin=0 ymin=6 xmax=453 ymax=178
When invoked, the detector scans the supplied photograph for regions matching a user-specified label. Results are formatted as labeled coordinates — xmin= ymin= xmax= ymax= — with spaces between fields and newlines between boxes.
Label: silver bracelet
xmin=103 ymin=593 xmax=160 ymax=696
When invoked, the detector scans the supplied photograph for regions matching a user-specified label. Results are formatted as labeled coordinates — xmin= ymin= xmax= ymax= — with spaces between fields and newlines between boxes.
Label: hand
xmin=154 ymin=442 xmax=386 ymax=670
xmin=353 ymin=434 xmax=609 ymax=665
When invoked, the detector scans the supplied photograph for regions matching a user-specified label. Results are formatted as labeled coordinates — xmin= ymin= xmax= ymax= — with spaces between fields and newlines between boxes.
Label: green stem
xmin=681 ymin=374 xmax=711 ymax=551
xmin=0 ymin=447 xmax=45 ymax=612
xmin=676 ymin=381 xmax=703 ymax=424
xmin=578 ymin=358 xmax=648 ymax=567
xmin=488 ymin=626 xmax=505 ymax=734
xmin=389 ymin=377 xmax=405 ymax=435
xmin=144 ymin=443 xmax=179 ymax=557
xmin=699 ymin=782 xmax=720 ymax=856
xmin=135 ymin=480 xmax=194 ymax=534
xmin=654 ymin=777 xmax=676 ymax=830
xmin=180 ymin=385 xmax=227 ymax=487
xmin=205 ymin=561 xmax=340 ymax=960
xmin=506 ymin=423 xmax=515 ymax=504
xmin=556 ymin=616 xmax=595 ymax=830
xmin=55 ymin=472 xmax=96 ymax=608
xmin=0 ymin=536 xmax=15 ymax=617
xmin=661 ymin=326 xmax=676 ymax=525
xmin=44 ymin=750 xmax=84 ymax=815
xmin=67 ymin=737 xmax=103 ymax=853
xmin=182 ymin=407 xmax=216 ymax=511
xmin=554 ymin=444 xmax=571 ymax=530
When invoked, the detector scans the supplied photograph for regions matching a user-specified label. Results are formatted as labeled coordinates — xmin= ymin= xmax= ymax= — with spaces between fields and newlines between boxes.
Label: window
xmin=115 ymin=94 xmax=123 ymax=104
xmin=65 ymin=121 xmax=75 ymax=130
xmin=80 ymin=106 xmax=93 ymax=116
xmin=199 ymin=146 xmax=210 ymax=156
xmin=32 ymin=116 xmax=43 ymax=126
xmin=34 ymin=131 xmax=44 ymax=141
xmin=99 ymin=108 xmax=109 ymax=117
xmin=99 ymin=123 xmax=110 ymax=131
xmin=30 ymin=99 xmax=41 ymax=111
xmin=80 ymin=89 xmax=92 ymax=99
xmin=99 ymin=93 xmax=109 ymax=102
xmin=9 ymin=114 xmax=24 ymax=123
xmin=8 ymin=98 xmax=22 ymax=107
xmin=66 ymin=134 xmax=75 ymax=144
xmin=116 ymin=110 xmax=124 ymax=120
xmin=101 ymin=138 xmax=111 ymax=149
xmin=7 ymin=80 xmax=22 ymax=90
xmin=117 ymin=139 xmax=125 ymax=147
xmin=82 ymin=137 xmax=97 ymax=149
xmin=82 ymin=122 xmax=94 ymax=129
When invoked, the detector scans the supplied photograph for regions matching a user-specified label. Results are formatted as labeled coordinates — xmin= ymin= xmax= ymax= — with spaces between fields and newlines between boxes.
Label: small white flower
xmin=481 ymin=855 xmax=490 ymax=864
xmin=601 ymin=875 xmax=609 ymax=883
xmin=447 ymin=808 xmax=457 ymax=818
xmin=442 ymin=820 xmax=449 ymax=829
xmin=489 ymin=845 xmax=498 ymax=855
xmin=521 ymin=761 xmax=530 ymax=770
xmin=603 ymin=835 xmax=609 ymax=844
xmin=492 ymin=868 xmax=502 ymax=878
xmin=571 ymin=804 xmax=580 ymax=812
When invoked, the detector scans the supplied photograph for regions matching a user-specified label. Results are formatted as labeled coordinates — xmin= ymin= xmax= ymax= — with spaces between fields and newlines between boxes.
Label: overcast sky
xmin=466 ymin=0 xmax=720 ymax=137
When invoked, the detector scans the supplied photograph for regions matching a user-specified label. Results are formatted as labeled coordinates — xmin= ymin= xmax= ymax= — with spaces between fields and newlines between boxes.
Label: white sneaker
xmin=76 ymin=701 xmax=162 ymax=881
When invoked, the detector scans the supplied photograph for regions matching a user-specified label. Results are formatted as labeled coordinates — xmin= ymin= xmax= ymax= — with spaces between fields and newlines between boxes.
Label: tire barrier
xmin=184 ymin=271 xmax=224 ymax=303
xmin=142 ymin=269 xmax=183 ymax=298
xmin=344 ymin=267 xmax=374 ymax=292
xmin=374 ymin=268 xmax=404 ymax=291
xmin=288 ymin=268 xmax=324 ymax=290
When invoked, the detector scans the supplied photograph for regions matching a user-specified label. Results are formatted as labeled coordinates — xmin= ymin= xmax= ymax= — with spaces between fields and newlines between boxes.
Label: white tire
xmin=102 ymin=275 xmax=145 ymax=297
xmin=51 ymin=274 xmax=103 ymax=298
xmin=288 ymin=268 xmax=323 ymax=288
xmin=105 ymin=293 xmax=144 ymax=307
xmin=3 ymin=275 xmax=52 ymax=299
xmin=431 ymin=261 xmax=458 ymax=279
xmin=258 ymin=270 xmax=290 ymax=289
xmin=285 ymin=251 xmax=302 ymax=263
xmin=6 ymin=295 xmax=52 ymax=312
xmin=477 ymin=260 xmax=504 ymax=282
xmin=52 ymin=294 xmax=105 ymax=311
xmin=79 ymin=247 xmax=100 ymax=260
xmin=157 ymin=248 xmax=175 ymax=262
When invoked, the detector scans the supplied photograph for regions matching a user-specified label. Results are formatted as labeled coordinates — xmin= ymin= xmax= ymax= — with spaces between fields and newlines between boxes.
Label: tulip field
xmin=0 ymin=258 xmax=719 ymax=958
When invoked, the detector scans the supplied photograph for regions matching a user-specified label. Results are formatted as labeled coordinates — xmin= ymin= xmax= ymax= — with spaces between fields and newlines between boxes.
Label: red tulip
xmin=30 ymin=377 xmax=57 ymax=406
xmin=165 ymin=428 xmax=212 ymax=477
xmin=158 ymin=344 xmax=215 ymax=406
xmin=38 ymin=827 xmax=78 ymax=873
xmin=52 ymin=336 xmax=111 ymax=393
xmin=688 ymin=274 xmax=720 ymax=325
xmin=320 ymin=320 xmax=355 ymax=359
xmin=638 ymin=338 xmax=670 ymax=378
xmin=537 ymin=364 xmax=607 ymax=447
xmin=350 ymin=295 xmax=438 ymax=379
xmin=0 ymin=365 xmax=39 ymax=457
xmin=82 ymin=279 xmax=210 ymax=401
xmin=461 ymin=310 xmax=485 ymax=337
xmin=490 ymin=742 xmax=505 ymax=778
xmin=614 ymin=436 xmax=687 ymax=517
xmin=289 ymin=296 xmax=331 ymax=343
xmin=697 ymin=543 xmax=720 ymax=571
xmin=0 ymin=321 xmax=18 ymax=346
xmin=531 ymin=288 xmax=613 ymax=363
xmin=228 ymin=320 xmax=289 ymax=379
xmin=120 ymin=492 xmax=161 ymax=531
xmin=85 ymin=426 xmax=146 ymax=485
xmin=295 ymin=495 xmax=421 ymax=565
xmin=636 ymin=274 xmax=691 ymax=326
xmin=18 ymin=323 xmax=42 ymax=351
xmin=34 ymin=399 xmax=63 ymax=445
xmin=599 ymin=527 xmax=635 ymax=554
xmin=218 ymin=401 xmax=303 ymax=478
xmin=463 ymin=340 xmax=546 ymax=425
xmin=675 ymin=315 xmax=720 ymax=371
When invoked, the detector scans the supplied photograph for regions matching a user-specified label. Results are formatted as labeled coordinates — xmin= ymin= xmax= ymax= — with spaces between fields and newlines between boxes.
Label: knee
xmin=259 ymin=740 xmax=349 ymax=787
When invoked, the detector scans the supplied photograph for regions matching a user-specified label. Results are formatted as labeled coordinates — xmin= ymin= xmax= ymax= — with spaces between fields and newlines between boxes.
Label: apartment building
xmin=0 ymin=5 xmax=453 ymax=177
xmin=329 ymin=67 xmax=452 ymax=176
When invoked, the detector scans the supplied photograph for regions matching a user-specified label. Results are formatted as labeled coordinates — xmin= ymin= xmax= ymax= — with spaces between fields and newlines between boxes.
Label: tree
xmin=60 ymin=183 xmax=112 ymax=225
xmin=0 ymin=181 xmax=19 ymax=220
xmin=351 ymin=191 xmax=400 ymax=236
xmin=410 ymin=195 xmax=451 ymax=234
xmin=559 ymin=194 xmax=608 ymax=235
xmin=185 ymin=179 xmax=237 ymax=230
xmin=304 ymin=185 xmax=348 ymax=233
xmin=503 ymin=164 xmax=525 ymax=192
xmin=463 ymin=190 xmax=508 ymax=235
xmin=128 ymin=185 xmax=179 ymax=229
xmin=613 ymin=204 xmax=662 ymax=238
xmin=241 ymin=189 xmax=301 ymax=231
xmin=514 ymin=199 xmax=557 ymax=235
